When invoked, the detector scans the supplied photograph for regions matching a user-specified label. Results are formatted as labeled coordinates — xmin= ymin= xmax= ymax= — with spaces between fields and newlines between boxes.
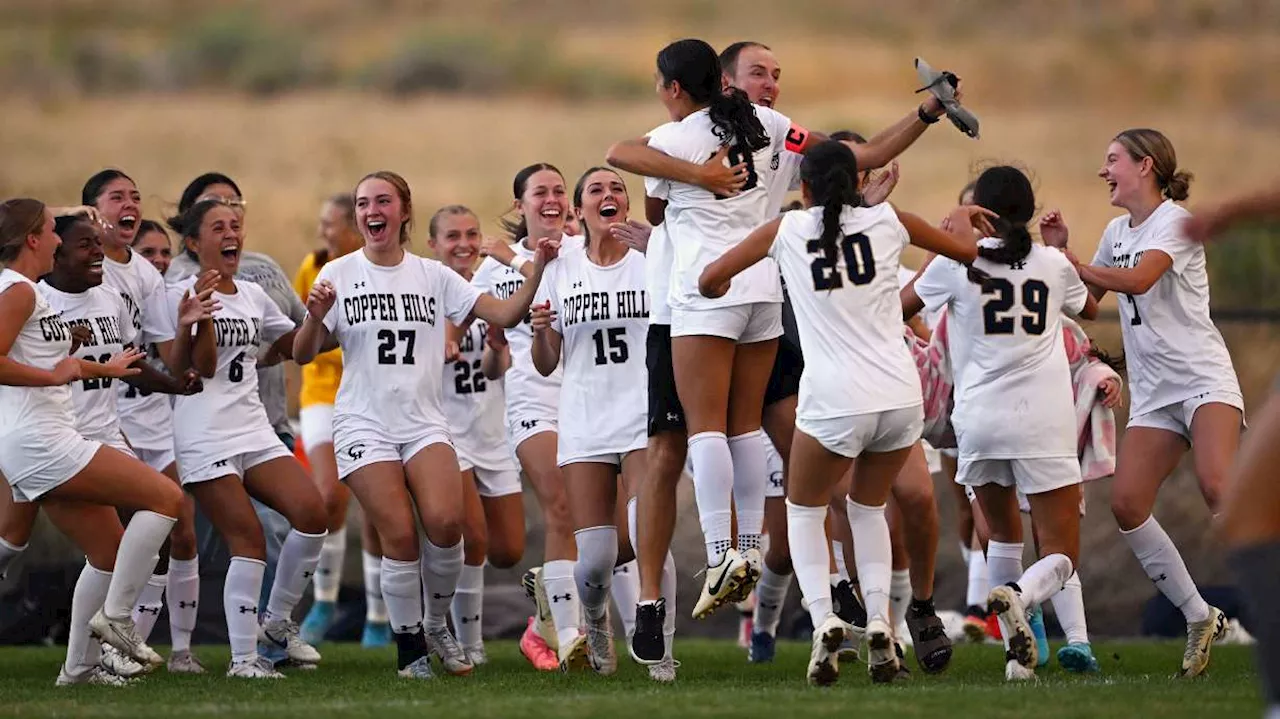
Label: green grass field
xmin=0 ymin=641 xmax=1261 ymax=718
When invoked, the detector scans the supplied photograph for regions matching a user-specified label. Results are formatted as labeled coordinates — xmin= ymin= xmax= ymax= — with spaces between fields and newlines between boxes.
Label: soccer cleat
xmin=397 ymin=655 xmax=435 ymax=680
xmin=893 ymin=638 xmax=912 ymax=681
xmin=905 ymin=600 xmax=953 ymax=674
xmin=731 ymin=548 xmax=764 ymax=603
xmin=57 ymin=665 xmax=131 ymax=687
xmin=585 ymin=609 xmax=618 ymax=676
xmin=648 ymin=656 xmax=679 ymax=683
xmin=1180 ymin=606 xmax=1228 ymax=678
xmin=865 ymin=618 xmax=900 ymax=684
xmin=630 ymin=600 xmax=666 ymax=665
xmin=748 ymin=630 xmax=776 ymax=663
xmin=101 ymin=644 xmax=150 ymax=678
xmin=227 ymin=655 xmax=285 ymax=679
xmin=426 ymin=625 xmax=474 ymax=676
xmin=89 ymin=610 xmax=163 ymax=668
xmin=985 ymin=612 xmax=1003 ymax=640
xmin=522 ymin=567 xmax=559 ymax=652
xmin=260 ymin=617 xmax=322 ymax=665
xmin=1005 ymin=657 xmax=1036 ymax=682
xmin=914 ymin=57 xmax=979 ymax=139
xmin=299 ymin=599 xmax=336 ymax=646
xmin=807 ymin=616 xmax=850 ymax=687
xmin=463 ymin=643 xmax=488 ymax=667
xmin=166 ymin=650 xmax=206 ymax=675
xmin=692 ymin=549 xmax=752 ymax=619
xmin=361 ymin=621 xmax=391 ymax=649
xmin=558 ymin=632 xmax=590 ymax=672
xmin=987 ymin=585 xmax=1037 ymax=669
xmin=519 ymin=616 xmax=559 ymax=671
xmin=962 ymin=605 xmax=988 ymax=643
xmin=832 ymin=580 xmax=868 ymax=629
xmin=1057 ymin=642 xmax=1100 ymax=673
xmin=1028 ymin=604 xmax=1050 ymax=668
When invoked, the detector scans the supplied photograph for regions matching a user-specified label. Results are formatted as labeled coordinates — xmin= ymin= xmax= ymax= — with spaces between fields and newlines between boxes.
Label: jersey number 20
xmin=982 ymin=278 xmax=1048 ymax=335
xmin=808 ymin=233 xmax=875 ymax=291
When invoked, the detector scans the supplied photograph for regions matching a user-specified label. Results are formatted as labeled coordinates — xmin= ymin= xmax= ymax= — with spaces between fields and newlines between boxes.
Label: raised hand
xmin=480 ymin=235 xmax=517 ymax=266
xmin=100 ymin=348 xmax=147 ymax=378
xmin=696 ymin=146 xmax=749 ymax=197
xmin=306 ymin=279 xmax=337 ymax=321
xmin=947 ymin=204 xmax=998 ymax=238
xmin=862 ymin=161 xmax=900 ymax=206
xmin=530 ymin=301 xmax=556 ymax=333
xmin=178 ymin=287 xmax=221 ymax=326
xmin=532 ymin=237 xmax=561 ymax=268
xmin=1039 ymin=210 xmax=1069 ymax=248
xmin=610 ymin=220 xmax=652 ymax=253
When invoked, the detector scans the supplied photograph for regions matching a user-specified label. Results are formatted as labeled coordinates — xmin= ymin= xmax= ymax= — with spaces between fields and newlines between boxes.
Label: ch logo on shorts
xmin=769 ymin=472 xmax=783 ymax=489
xmin=520 ymin=419 xmax=540 ymax=430
xmin=347 ymin=443 xmax=367 ymax=460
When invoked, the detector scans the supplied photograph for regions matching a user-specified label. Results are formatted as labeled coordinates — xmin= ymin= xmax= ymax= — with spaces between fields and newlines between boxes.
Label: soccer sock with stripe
xmin=688 ymin=432 xmax=734 ymax=566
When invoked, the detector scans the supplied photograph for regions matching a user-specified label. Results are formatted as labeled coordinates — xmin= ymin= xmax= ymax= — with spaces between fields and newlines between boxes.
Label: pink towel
xmin=907 ymin=310 xmax=955 ymax=449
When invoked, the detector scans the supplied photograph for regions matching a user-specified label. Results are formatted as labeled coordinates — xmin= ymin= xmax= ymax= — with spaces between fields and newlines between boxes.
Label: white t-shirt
xmin=646 ymin=106 xmax=794 ymax=310
xmin=443 ymin=316 xmax=517 ymax=471
xmin=771 ymin=204 xmax=921 ymax=420
xmin=167 ymin=278 xmax=295 ymax=470
xmin=471 ymin=240 xmax=562 ymax=426
xmin=536 ymin=249 xmax=649 ymax=463
xmin=915 ymin=242 xmax=1088 ymax=461
xmin=38 ymin=283 xmax=137 ymax=443
xmin=0 ymin=271 xmax=78 ymax=455
xmin=1091 ymin=200 xmax=1240 ymax=416
xmin=103 ymin=250 xmax=176 ymax=450
xmin=765 ymin=148 xmax=804 ymax=217
xmin=317 ymin=250 xmax=481 ymax=446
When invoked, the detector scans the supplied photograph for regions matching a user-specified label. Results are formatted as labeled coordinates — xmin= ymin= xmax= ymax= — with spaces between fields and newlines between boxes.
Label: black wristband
xmin=918 ymin=104 xmax=940 ymax=125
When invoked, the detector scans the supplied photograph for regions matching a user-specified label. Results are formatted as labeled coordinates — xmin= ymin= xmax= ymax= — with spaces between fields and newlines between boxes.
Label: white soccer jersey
xmin=38 ymin=282 xmax=137 ymax=443
xmin=317 ymin=250 xmax=481 ymax=446
xmin=771 ymin=204 xmax=921 ymax=420
xmin=1091 ymin=200 xmax=1240 ymax=416
xmin=103 ymin=250 xmax=176 ymax=450
xmin=443 ymin=317 xmax=517 ymax=471
xmin=915 ymin=242 xmax=1089 ymax=461
xmin=646 ymin=106 xmax=795 ymax=311
xmin=536 ymin=249 xmax=649 ymax=463
xmin=167 ymin=278 xmax=296 ymax=472
xmin=765 ymin=148 xmax=803 ymax=217
xmin=0 ymin=271 xmax=78 ymax=442
xmin=471 ymin=241 xmax=562 ymax=426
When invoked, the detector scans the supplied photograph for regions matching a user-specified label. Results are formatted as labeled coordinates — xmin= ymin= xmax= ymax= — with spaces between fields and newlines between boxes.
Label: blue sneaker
xmin=747 ymin=631 xmax=775 ymax=663
xmin=362 ymin=621 xmax=392 ymax=649
xmin=1028 ymin=604 xmax=1050 ymax=668
xmin=300 ymin=600 xmax=336 ymax=646
xmin=1057 ymin=642 xmax=1100 ymax=673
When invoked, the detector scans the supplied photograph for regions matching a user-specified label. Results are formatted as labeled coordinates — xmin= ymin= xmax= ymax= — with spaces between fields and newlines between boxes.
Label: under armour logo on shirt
xmin=572 ymin=281 xmax=583 ymax=289
xmin=355 ymin=281 xmax=367 ymax=289
xmin=214 ymin=460 xmax=229 ymax=468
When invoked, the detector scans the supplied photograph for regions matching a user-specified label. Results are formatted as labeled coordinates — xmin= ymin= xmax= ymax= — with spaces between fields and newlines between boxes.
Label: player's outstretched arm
xmin=606 ymin=140 xmax=748 ymax=197
xmin=471 ymin=238 xmax=558 ymax=328
xmin=699 ymin=217 xmax=781 ymax=299
xmin=1183 ymin=184 xmax=1280 ymax=243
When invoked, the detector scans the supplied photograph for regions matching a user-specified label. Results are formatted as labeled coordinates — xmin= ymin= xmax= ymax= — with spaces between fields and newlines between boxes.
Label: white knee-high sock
xmin=966 ymin=546 xmax=989 ymax=608
xmin=1017 ymin=554 xmax=1074 ymax=607
xmin=265 ymin=529 xmax=327 ymax=624
xmin=611 ymin=560 xmax=639 ymax=637
xmin=889 ymin=569 xmax=911 ymax=627
xmin=688 ymin=431 xmax=734 ymax=565
xmin=313 ymin=525 xmax=346 ymax=603
xmin=132 ymin=574 xmax=167 ymax=640
xmin=420 ymin=537 xmax=464 ymax=630
xmin=986 ymin=541 xmax=1024 ymax=591
xmin=451 ymin=562 xmax=485 ymax=649
xmin=574 ymin=526 xmax=618 ymax=622
xmin=64 ymin=563 xmax=112 ymax=676
xmin=831 ymin=540 xmax=850 ymax=583
xmin=847 ymin=499 xmax=893 ymax=625
xmin=0 ymin=536 xmax=27 ymax=580
xmin=787 ymin=500 xmax=833 ymax=629
xmin=1050 ymin=572 xmax=1089 ymax=645
xmin=103 ymin=511 xmax=176 ymax=620
xmin=1120 ymin=516 xmax=1210 ymax=623
xmin=225 ymin=557 xmax=266 ymax=663
xmin=380 ymin=557 xmax=423 ymax=635
xmin=728 ymin=430 xmax=768 ymax=553
xmin=753 ymin=563 xmax=791 ymax=636
xmin=363 ymin=550 xmax=387 ymax=623
xmin=542 ymin=559 xmax=581 ymax=648
xmin=167 ymin=556 xmax=199 ymax=653
xmin=661 ymin=551 xmax=677 ymax=644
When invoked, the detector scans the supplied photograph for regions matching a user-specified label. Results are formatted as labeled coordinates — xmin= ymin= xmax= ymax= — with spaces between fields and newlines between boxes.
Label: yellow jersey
xmin=294 ymin=250 xmax=344 ymax=408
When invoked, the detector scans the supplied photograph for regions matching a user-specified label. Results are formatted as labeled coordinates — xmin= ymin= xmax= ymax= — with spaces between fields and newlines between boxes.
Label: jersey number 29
xmin=982 ymin=278 xmax=1048 ymax=335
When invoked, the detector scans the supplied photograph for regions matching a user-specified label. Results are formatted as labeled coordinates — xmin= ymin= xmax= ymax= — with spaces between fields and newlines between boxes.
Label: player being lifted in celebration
xmin=904 ymin=166 xmax=1099 ymax=682
xmin=165 ymin=199 xmax=330 ymax=679
xmin=530 ymin=168 xmax=656 ymax=675
xmin=293 ymin=171 xmax=555 ymax=680
xmin=0 ymin=199 xmax=184 ymax=686
xmin=1042 ymin=129 xmax=1239 ymax=677
xmin=429 ymin=204 xmax=527 ymax=666
xmin=699 ymin=141 xmax=983 ymax=685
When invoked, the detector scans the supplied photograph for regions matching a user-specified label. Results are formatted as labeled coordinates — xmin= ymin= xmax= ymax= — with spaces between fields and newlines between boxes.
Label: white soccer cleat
xmin=57 ymin=665 xmax=132 ymax=687
xmin=585 ymin=609 xmax=618 ymax=676
xmin=806 ymin=615 xmax=850 ymax=687
xmin=732 ymin=548 xmax=763 ymax=603
xmin=865 ymin=617 xmax=900 ymax=684
xmin=89 ymin=610 xmax=163 ymax=668
xmin=1180 ymin=606 xmax=1228 ymax=678
xmin=101 ymin=644 xmax=150 ymax=678
xmin=692 ymin=549 xmax=752 ymax=620
xmin=260 ymin=617 xmax=322 ymax=665
xmin=1005 ymin=658 xmax=1037 ymax=682
xmin=397 ymin=655 xmax=435 ymax=680
xmin=648 ymin=656 xmax=679 ymax=684
xmin=987 ymin=585 xmax=1037 ymax=669
xmin=227 ymin=655 xmax=285 ymax=679
xmin=166 ymin=649 xmax=207 ymax=675
xmin=463 ymin=643 xmax=488 ymax=667
xmin=426 ymin=625 xmax=474 ymax=676
xmin=558 ymin=632 xmax=590 ymax=672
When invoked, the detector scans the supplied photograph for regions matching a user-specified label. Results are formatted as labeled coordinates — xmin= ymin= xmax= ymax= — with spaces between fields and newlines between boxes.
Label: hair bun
xmin=1164 ymin=170 xmax=1193 ymax=202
